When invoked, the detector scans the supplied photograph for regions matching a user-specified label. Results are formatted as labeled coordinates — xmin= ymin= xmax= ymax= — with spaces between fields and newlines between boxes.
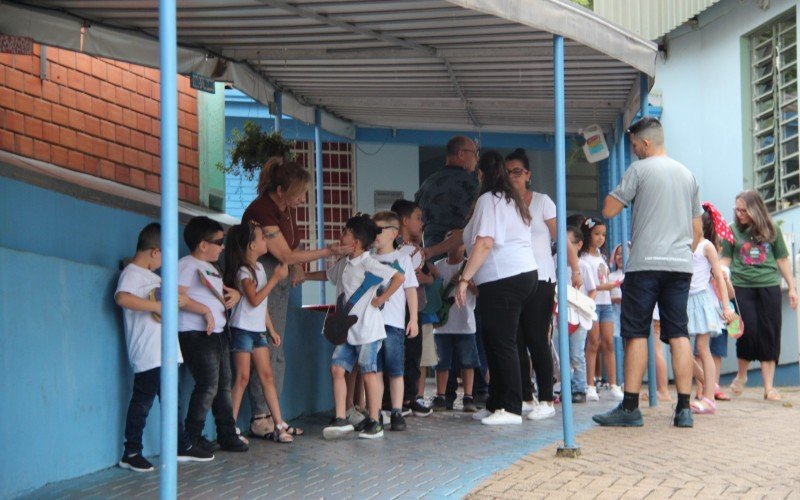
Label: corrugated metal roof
xmin=1 ymin=0 xmax=658 ymax=136
xmin=595 ymin=0 xmax=721 ymax=41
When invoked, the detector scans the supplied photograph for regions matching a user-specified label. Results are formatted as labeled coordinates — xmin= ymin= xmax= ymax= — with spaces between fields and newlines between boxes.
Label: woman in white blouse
xmin=455 ymin=151 xmax=538 ymax=426
xmin=505 ymin=148 xmax=582 ymax=419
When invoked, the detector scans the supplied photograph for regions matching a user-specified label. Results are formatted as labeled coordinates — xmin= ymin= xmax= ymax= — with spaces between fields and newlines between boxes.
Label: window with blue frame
xmin=751 ymin=11 xmax=798 ymax=211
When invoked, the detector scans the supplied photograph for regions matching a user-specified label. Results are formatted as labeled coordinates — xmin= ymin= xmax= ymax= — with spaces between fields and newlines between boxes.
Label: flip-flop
xmin=730 ymin=377 xmax=746 ymax=396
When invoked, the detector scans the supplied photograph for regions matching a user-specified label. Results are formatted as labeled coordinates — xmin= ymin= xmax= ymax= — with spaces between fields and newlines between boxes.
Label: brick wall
xmin=0 ymin=45 xmax=200 ymax=203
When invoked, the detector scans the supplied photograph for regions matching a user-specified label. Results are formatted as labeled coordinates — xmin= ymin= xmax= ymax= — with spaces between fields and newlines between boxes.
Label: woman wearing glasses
xmin=504 ymin=148 xmax=583 ymax=418
xmin=241 ymin=160 xmax=352 ymax=437
xmin=721 ymin=190 xmax=797 ymax=401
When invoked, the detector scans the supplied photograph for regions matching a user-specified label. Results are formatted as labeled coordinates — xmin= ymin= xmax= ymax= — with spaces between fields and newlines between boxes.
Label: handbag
xmin=727 ymin=292 xmax=745 ymax=339
xmin=433 ymin=261 xmax=467 ymax=328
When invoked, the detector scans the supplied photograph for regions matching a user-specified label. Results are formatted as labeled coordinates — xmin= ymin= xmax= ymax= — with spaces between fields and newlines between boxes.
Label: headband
xmin=702 ymin=201 xmax=734 ymax=245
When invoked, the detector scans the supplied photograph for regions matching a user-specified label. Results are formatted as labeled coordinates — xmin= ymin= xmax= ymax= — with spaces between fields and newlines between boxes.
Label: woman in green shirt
xmin=720 ymin=190 xmax=797 ymax=401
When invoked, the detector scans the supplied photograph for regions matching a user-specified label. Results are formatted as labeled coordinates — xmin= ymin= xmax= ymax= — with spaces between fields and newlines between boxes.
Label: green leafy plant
xmin=217 ymin=120 xmax=296 ymax=179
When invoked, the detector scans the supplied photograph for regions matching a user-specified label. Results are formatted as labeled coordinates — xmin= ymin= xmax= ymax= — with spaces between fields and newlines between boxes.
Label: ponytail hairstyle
xmin=475 ymin=150 xmax=531 ymax=224
xmin=579 ymin=217 xmax=606 ymax=256
xmin=257 ymin=160 xmax=311 ymax=198
xmin=734 ymin=190 xmax=777 ymax=243
xmin=223 ymin=223 xmax=260 ymax=289
xmin=701 ymin=209 xmax=718 ymax=245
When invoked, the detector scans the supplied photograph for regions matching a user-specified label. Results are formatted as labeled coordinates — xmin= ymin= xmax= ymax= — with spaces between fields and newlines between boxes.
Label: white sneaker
xmin=609 ymin=384 xmax=624 ymax=400
xmin=527 ymin=402 xmax=556 ymax=420
xmin=586 ymin=386 xmax=600 ymax=402
xmin=481 ymin=409 xmax=522 ymax=426
xmin=472 ymin=408 xmax=493 ymax=421
xmin=346 ymin=406 xmax=366 ymax=426
xmin=521 ymin=400 xmax=538 ymax=414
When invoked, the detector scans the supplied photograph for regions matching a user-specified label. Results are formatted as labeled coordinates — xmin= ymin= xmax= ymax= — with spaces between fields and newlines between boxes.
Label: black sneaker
xmin=358 ymin=418 xmax=384 ymax=439
xmin=218 ymin=435 xmax=249 ymax=452
xmin=462 ymin=396 xmax=477 ymax=413
xmin=390 ymin=412 xmax=407 ymax=431
xmin=119 ymin=453 xmax=154 ymax=472
xmin=445 ymin=394 xmax=456 ymax=410
xmin=592 ymin=403 xmax=644 ymax=427
xmin=353 ymin=416 xmax=370 ymax=432
xmin=323 ymin=417 xmax=354 ymax=440
xmin=178 ymin=444 xmax=215 ymax=463
xmin=474 ymin=392 xmax=488 ymax=409
xmin=431 ymin=395 xmax=447 ymax=412
xmin=673 ymin=408 xmax=694 ymax=428
xmin=408 ymin=396 xmax=432 ymax=417
xmin=572 ymin=392 xmax=587 ymax=404
xmin=193 ymin=435 xmax=219 ymax=453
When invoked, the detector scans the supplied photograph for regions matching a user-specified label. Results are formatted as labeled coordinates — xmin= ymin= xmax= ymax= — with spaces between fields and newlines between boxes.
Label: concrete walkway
xmin=21 ymin=391 xmax=619 ymax=499
xmin=468 ymin=387 xmax=800 ymax=499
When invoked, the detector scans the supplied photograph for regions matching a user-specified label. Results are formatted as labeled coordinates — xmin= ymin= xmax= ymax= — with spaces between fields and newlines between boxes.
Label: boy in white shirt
xmin=177 ymin=216 xmax=246 ymax=452
xmin=371 ymin=211 xmax=419 ymax=431
xmin=115 ymin=223 xmax=214 ymax=473
xmin=431 ymin=241 xmax=480 ymax=413
xmin=309 ymin=215 xmax=404 ymax=440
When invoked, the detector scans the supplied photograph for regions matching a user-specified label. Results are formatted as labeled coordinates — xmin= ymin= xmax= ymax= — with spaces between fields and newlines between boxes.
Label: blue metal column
xmin=314 ymin=108 xmax=326 ymax=304
xmin=609 ymin=138 xmax=624 ymax=386
xmin=158 ymin=0 xmax=178 ymax=497
xmin=553 ymin=35 xmax=578 ymax=456
xmin=274 ymin=91 xmax=283 ymax=132
xmin=636 ymin=72 xmax=658 ymax=408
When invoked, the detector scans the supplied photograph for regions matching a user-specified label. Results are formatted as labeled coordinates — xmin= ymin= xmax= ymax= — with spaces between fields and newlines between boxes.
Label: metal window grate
xmin=751 ymin=12 xmax=798 ymax=212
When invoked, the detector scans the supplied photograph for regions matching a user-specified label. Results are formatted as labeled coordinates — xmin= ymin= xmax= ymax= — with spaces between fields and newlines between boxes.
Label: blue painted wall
xmin=0 ymin=176 xmax=331 ymax=497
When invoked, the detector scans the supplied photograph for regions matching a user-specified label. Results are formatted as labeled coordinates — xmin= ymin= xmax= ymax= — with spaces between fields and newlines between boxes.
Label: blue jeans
xmin=123 ymin=366 xmax=191 ymax=455
xmin=231 ymin=327 xmax=269 ymax=352
xmin=378 ymin=326 xmax=405 ymax=376
xmin=331 ymin=340 xmax=382 ymax=373
xmin=178 ymin=331 xmax=237 ymax=441
xmin=446 ymin=296 xmax=489 ymax=399
xmin=621 ymin=271 xmax=691 ymax=342
xmin=435 ymin=334 xmax=480 ymax=372
xmin=569 ymin=327 xmax=588 ymax=394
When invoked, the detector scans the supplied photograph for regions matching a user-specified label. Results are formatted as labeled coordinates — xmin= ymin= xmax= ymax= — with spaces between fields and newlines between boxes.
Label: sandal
xmin=235 ymin=427 xmax=250 ymax=445
xmin=284 ymin=424 xmax=304 ymax=436
xmin=714 ymin=384 xmax=730 ymax=401
xmin=764 ymin=388 xmax=782 ymax=401
xmin=272 ymin=423 xmax=294 ymax=444
xmin=249 ymin=414 xmax=275 ymax=439
xmin=690 ymin=397 xmax=716 ymax=414
xmin=729 ymin=377 xmax=746 ymax=396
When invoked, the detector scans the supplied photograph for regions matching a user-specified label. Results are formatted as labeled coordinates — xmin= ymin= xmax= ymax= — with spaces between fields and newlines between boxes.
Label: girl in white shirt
xmin=224 ymin=223 xmax=301 ymax=443
xmin=455 ymin=151 xmax=538 ymax=426
xmin=579 ymin=218 xmax=623 ymax=401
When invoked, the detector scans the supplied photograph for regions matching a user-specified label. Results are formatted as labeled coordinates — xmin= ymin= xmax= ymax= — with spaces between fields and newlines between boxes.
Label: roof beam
xmin=254 ymin=0 xmax=481 ymax=128
xmin=305 ymin=97 xmax=622 ymax=109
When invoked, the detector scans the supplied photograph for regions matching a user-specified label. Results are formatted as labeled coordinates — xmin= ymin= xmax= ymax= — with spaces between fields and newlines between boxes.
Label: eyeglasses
xmin=206 ymin=238 xmax=225 ymax=246
xmin=506 ymin=168 xmax=527 ymax=177
xmin=734 ymin=208 xmax=747 ymax=214
xmin=460 ymin=148 xmax=478 ymax=156
xmin=377 ymin=225 xmax=399 ymax=232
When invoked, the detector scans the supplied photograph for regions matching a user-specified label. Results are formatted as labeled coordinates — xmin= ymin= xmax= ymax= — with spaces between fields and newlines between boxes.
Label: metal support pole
xmin=158 ymin=0 xmax=178 ymax=497
xmin=314 ymin=108 xmax=326 ymax=304
xmin=274 ymin=91 xmax=283 ymax=133
xmin=554 ymin=35 xmax=579 ymax=457
xmin=636 ymin=72 xmax=658 ymax=407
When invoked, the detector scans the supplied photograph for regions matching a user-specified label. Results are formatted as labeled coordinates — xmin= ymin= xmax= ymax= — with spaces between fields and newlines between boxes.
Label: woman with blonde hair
xmin=720 ymin=190 xmax=797 ymax=401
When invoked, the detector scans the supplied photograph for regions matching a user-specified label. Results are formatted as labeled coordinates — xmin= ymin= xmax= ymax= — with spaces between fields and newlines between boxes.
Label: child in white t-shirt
xmin=178 ymin=216 xmax=245 ymax=453
xmin=579 ymin=218 xmax=622 ymax=401
xmin=115 ymin=223 xmax=213 ymax=473
xmin=431 ymin=242 xmax=480 ymax=413
xmin=224 ymin=222 xmax=301 ymax=443
xmin=307 ymin=215 xmax=403 ymax=440
xmin=371 ymin=211 xmax=419 ymax=431
xmin=566 ymin=225 xmax=594 ymax=403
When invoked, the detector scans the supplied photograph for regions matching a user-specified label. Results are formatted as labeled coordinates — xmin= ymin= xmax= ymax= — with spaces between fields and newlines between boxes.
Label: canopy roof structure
xmin=2 ymin=0 xmax=657 ymax=138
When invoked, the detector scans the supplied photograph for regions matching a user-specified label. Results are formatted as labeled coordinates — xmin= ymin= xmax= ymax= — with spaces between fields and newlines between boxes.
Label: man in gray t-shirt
xmin=593 ymin=117 xmax=702 ymax=429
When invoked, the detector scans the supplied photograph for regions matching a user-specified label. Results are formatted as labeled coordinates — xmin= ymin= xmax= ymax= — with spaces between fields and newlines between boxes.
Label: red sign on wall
xmin=0 ymin=34 xmax=34 ymax=55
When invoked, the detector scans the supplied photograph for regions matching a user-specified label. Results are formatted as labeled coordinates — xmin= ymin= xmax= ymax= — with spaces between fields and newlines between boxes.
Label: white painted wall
xmin=355 ymin=143 xmax=420 ymax=214
xmin=654 ymin=0 xmax=799 ymax=370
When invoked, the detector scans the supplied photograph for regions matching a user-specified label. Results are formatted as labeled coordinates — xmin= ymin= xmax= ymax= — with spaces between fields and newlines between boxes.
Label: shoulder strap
xmin=441 ymin=260 xmax=468 ymax=298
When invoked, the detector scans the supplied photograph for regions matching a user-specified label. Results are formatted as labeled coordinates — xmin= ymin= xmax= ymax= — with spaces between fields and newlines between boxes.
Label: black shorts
xmin=620 ymin=271 xmax=691 ymax=343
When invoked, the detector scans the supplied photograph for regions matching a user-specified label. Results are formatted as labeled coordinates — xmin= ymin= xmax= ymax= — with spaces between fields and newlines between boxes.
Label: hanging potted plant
xmin=217 ymin=120 xmax=296 ymax=180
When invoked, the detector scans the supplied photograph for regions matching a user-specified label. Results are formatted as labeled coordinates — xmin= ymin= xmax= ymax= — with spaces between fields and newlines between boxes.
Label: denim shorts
xmin=694 ymin=330 xmax=729 ymax=358
xmin=230 ymin=327 xmax=269 ymax=352
xmin=434 ymin=334 xmax=480 ymax=372
xmin=331 ymin=339 xmax=382 ymax=373
xmin=596 ymin=304 xmax=615 ymax=323
xmin=620 ymin=271 xmax=691 ymax=342
xmin=377 ymin=325 xmax=405 ymax=377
